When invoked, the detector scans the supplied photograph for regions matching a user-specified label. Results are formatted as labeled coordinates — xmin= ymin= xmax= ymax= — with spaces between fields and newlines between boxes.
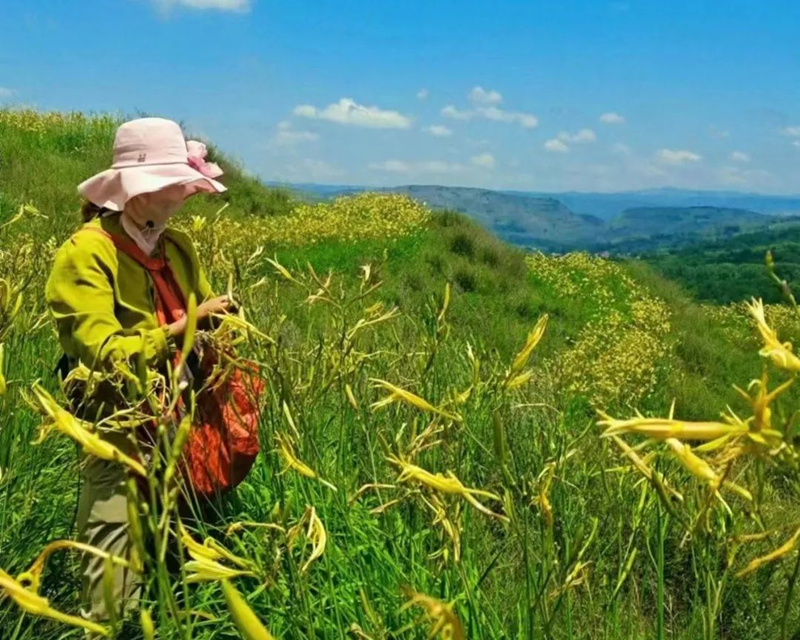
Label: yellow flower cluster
xmin=527 ymin=252 xmax=672 ymax=406
xmin=182 ymin=193 xmax=430 ymax=252
xmin=701 ymin=301 xmax=800 ymax=345
xmin=0 ymin=109 xmax=117 ymax=139
xmin=558 ymin=300 xmax=671 ymax=406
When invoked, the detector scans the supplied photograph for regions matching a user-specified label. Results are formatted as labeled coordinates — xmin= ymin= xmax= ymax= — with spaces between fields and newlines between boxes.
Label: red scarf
xmin=83 ymin=227 xmax=187 ymax=327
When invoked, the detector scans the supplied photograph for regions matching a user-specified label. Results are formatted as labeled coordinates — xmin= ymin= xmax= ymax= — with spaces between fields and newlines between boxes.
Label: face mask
xmin=122 ymin=185 xmax=188 ymax=255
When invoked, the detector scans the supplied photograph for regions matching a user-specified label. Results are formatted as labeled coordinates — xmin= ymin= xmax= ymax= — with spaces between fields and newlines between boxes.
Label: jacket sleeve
xmin=46 ymin=232 xmax=173 ymax=371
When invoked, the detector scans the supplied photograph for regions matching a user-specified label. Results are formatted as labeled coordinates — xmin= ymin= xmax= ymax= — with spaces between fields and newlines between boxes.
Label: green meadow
xmin=1 ymin=110 xmax=799 ymax=640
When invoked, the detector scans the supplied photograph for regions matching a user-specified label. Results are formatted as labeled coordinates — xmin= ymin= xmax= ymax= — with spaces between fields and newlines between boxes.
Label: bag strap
xmin=79 ymin=226 xmax=187 ymax=326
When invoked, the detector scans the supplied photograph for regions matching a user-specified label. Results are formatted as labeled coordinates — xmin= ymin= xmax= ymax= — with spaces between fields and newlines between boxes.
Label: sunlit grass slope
xmin=1 ymin=110 xmax=799 ymax=640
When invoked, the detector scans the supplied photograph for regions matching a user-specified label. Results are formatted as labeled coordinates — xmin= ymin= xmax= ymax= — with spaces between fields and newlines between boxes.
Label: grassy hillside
xmin=1 ymin=110 xmax=799 ymax=640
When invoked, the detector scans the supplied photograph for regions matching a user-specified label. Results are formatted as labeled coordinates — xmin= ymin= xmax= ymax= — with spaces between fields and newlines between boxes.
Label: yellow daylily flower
xmin=288 ymin=506 xmax=327 ymax=574
xmin=437 ymin=282 xmax=451 ymax=325
xmin=389 ymin=456 xmax=507 ymax=521
xmin=370 ymin=379 xmax=461 ymax=422
xmin=345 ymin=383 xmax=359 ymax=410
xmin=733 ymin=372 xmax=793 ymax=436
xmin=746 ymin=298 xmax=800 ymax=372
xmin=31 ymin=384 xmax=146 ymax=477
xmin=265 ymin=256 xmax=297 ymax=283
xmin=0 ymin=569 xmax=108 ymax=637
xmin=221 ymin=579 xmax=276 ymax=640
xmin=599 ymin=411 xmax=746 ymax=442
xmin=533 ymin=463 xmax=555 ymax=527
xmin=736 ymin=526 xmax=800 ymax=578
xmin=609 ymin=435 xmax=683 ymax=502
xmin=184 ymin=556 xmax=255 ymax=583
xmin=179 ymin=522 xmax=252 ymax=570
xmin=665 ymin=438 xmax=752 ymax=502
xmin=0 ymin=343 xmax=6 ymax=396
xmin=275 ymin=432 xmax=337 ymax=491
xmin=401 ymin=590 xmax=465 ymax=640
xmin=140 ymin=609 xmax=156 ymax=640
xmin=511 ymin=314 xmax=549 ymax=373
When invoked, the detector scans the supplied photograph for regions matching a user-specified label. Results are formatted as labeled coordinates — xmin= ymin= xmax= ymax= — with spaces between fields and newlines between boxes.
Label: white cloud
xmin=154 ymin=0 xmax=250 ymax=11
xmin=557 ymin=128 xmax=596 ymax=143
xmin=655 ymin=148 xmax=702 ymax=164
xmin=294 ymin=98 xmax=412 ymax=129
xmin=611 ymin=142 xmax=631 ymax=155
xmin=293 ymin=105 xmax=318 ymax=118
xmin=730 ymin=151 xmax=750 ymax=163
xmin=471 ymin=152 xmax=496 ymax=169
xmin=417 ymin=88 xmax=429 ymax=100
xmin=479 ymin=106 xmax=538 ymax=128
xmin=424 ymin=125 xmax=453 ymax=137
xmin=469 ymin=86 xmax=503 ymax=105
xmin=544 ymin=139 xmax=569 ymax=153
xmin=0 ymin=87 xmax=14 ymax=100
xmin=441 ymin=104 xmax=537 ymax=128
xmin=274 ymin=121 xmax=319 ymax=145
xmin=369 ymin=159 xmax=464 ymax=174
xmin=441 ymin=105 xmax=473 ymax=121
xmin=780 ymin=126 xmax=800 ymax=137
xmin=516 ymin=113 xmax=540 ymax=128
xmin=708 ymin=126 xmax=731 ymax=139
xmin=599 ymin=112 xmax=625 ymax=125
xmin=794 ymin=140 xmax=800 ymax=149
xmin=277 ymin=130 xmax=319 ymax=145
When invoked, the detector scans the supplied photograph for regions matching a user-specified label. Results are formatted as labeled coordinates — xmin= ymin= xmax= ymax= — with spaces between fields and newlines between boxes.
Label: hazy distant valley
xmin=292 ymin=183 xmax=800 ymax=254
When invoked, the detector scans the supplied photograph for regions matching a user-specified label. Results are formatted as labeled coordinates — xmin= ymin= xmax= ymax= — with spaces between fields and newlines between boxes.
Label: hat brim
xmin=78 ymin=163 xmax=227 ymax=211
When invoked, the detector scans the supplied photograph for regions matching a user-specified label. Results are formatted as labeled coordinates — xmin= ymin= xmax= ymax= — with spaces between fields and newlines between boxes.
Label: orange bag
xmin=85 ymin=228 xmax=263 ymax=496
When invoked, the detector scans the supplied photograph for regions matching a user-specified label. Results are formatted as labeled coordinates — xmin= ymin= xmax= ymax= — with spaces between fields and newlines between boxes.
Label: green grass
xmin=641 ymin=223 xmax=800 ymax=304
xmin=1 ymin=109 xmax=799 ymax=640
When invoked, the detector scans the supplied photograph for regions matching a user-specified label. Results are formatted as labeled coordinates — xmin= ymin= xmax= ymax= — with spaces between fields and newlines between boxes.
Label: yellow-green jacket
xmin=46 ymin=213 xmax=211 ymax=373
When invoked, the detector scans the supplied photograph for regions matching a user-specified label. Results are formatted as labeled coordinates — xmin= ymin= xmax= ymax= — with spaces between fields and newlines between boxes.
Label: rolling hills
xmin=525 ymin=187 xmax=800 ymax=220
xmin=389 ymin=184 xmax=603 ymax=250
xmin=294 ymin=183 xmax=799 ymax=253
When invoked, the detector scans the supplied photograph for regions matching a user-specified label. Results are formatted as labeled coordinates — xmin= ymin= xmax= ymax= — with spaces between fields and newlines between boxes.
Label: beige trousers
xmin=77 ymin=455 xmax=140 ymax=630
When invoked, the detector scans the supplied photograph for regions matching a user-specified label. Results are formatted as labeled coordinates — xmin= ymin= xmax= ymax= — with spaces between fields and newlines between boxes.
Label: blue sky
xmin=2 ymin=0 xmax=800 ymax=193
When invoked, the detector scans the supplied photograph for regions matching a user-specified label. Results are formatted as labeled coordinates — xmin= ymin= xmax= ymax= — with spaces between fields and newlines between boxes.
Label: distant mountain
xmin=292 ymin=183 xmax=800 ymax=221
xmin=517 ymin=188 xmax=800 ymax=220
xmin=591 ymin=206 xmax=773 ymax=252
xmin=387 ymin=185 xmax=602 ymax=250
xmin=287 ymin=183 xmax=800 ymax=252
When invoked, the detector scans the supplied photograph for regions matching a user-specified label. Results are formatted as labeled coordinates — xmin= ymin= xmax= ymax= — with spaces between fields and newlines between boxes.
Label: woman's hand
xmin=168 ymin=295 xmax=233 ymax=337
xmin=197 ymin=295 xmax=233 ymax=319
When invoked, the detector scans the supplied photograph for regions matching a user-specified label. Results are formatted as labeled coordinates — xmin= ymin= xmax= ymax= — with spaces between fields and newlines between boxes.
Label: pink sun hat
xmin=78 ymin=117 xmax=227 ymax=211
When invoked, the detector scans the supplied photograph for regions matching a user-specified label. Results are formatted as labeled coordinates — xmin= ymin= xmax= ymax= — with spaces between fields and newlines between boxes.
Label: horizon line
xmin=263 ymin=180 xmax=800 ymax=199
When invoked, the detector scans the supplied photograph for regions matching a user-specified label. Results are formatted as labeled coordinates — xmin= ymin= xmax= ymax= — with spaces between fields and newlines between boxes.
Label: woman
xmin=46 ymin=117 xmax=232 ymax=625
